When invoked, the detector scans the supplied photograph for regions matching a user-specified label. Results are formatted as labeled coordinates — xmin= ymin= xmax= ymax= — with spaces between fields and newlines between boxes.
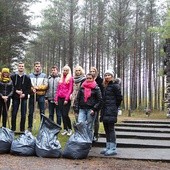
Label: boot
xmin=100 ymin=142 xmax=110 ymax=154
xmin=104 ymin=142 xmax=117 ymax=156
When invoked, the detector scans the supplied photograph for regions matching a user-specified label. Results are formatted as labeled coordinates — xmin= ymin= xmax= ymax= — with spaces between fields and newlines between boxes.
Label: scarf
xmin=82 ymin=80 xmax=97 ymax=102
xmin=0 ymin=74 xmax=10 ymax=83
xmin=74 ymin=75 xmax=86 ymax=84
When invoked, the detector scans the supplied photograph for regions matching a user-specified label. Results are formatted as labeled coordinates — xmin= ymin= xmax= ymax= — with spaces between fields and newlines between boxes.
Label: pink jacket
xmin=55 ymin=77 xmax=73 ymax=102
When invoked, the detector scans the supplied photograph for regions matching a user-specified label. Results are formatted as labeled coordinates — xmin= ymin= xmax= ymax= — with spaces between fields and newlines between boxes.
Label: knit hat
xmin=2 ymin=68 xmax=10 ymax=73
xmin=104 ymin=69 xmax=115 ymax=77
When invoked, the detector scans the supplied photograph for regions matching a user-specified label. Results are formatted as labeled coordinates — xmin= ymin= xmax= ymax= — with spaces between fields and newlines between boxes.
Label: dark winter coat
xmin=74 ymin=85 xmax=102 ymax=113
xmin=11 ymin=73 xmax=31 ymax=99
xmin=0 ymin=80 xmax=14 ymax=98
xmin=101 ymin=81 xmax=122 ymax=123
xmin=95 ymin=75 xmax=104 ymax=93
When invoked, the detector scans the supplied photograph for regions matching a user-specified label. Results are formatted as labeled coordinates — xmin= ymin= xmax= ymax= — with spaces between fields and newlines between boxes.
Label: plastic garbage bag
xmin=63 ymin=122 xmax=92 ymax=159
xmin=35 ymin=114 xmax=62 ymax=158
xmin=10 ymin=130 xmax=36 ymax=156
xmin=0 ymin=127 xmax=14 ymax=154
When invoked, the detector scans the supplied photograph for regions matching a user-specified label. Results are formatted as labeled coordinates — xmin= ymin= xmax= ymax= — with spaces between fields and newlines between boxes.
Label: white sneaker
xmin=67 ymin=129 xmax=72 ymax=136
xmin=61 ymin=130 xmax=67 ymax=135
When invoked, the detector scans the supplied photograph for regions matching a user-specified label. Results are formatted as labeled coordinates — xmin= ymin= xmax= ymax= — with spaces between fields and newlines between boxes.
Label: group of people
xmin=0 ymin=61 xmax=122 ymax=156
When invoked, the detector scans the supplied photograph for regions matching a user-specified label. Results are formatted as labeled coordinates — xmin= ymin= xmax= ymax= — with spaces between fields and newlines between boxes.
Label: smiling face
xmin=104 ymin=73 xmax=113 ymax=82
xmin=86 ymin=74 xmax=94 ymax=82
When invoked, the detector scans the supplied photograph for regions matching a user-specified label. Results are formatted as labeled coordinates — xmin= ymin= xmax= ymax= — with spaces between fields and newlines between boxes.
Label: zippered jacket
xmin=29 ymin=72 xmax=48 ymax=96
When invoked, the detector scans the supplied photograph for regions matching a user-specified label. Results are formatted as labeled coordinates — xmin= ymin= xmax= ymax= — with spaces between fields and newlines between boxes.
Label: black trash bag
xmin=35 ymin=114 xmax=62 ymax=158
xmin=0 ymin=127 xmax=14 ymax=154
xmin=62 ymin=122 xmax=92 ymax=159
xmin=10 ymin=130 xmax=36 ymax=156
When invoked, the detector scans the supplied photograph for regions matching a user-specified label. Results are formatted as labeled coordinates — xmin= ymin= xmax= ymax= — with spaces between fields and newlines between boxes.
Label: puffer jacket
xmin=29 ymin=72 xmax=48 ymax=96
xmin=74 ymin=85 xmax=102 ymax=113
xmin=46 ymin=75 xmax=60 ymax=101
xmin=101 ymin=81 xmax=122 ymax=123
xmin=0 ymin=80 xmax=14 ymax=98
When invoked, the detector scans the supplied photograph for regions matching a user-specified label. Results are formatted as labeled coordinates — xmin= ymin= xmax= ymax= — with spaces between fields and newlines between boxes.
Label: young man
xmin=11 ymin=62 xmax=31 ymax=132
xmin=45 ymin=66 xmax=61 ymax=125
xmin=28 ymin=61 xmax=48 ymax=132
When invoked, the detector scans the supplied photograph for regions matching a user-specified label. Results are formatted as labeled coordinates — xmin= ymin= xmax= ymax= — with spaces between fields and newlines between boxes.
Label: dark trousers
xmin=94 ymin=110 xmax=99 ymax=137
xmin=48 ymin=100 xmax=62 ymax=125
xmin=0 ymin=99 xmax=10 ymax=127
xmin=58 ymin=98 xmax=72 ymax=130
xmin=28 ymin=95 xmax=45 ymax=129
xmin=11 ymin=98 xmax=27 ymax=131
xmin=103 ymin=122 xmax=116 ymax=143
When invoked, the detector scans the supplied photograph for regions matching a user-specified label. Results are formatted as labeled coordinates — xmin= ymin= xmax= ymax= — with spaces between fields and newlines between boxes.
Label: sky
xmin=29 ymin=0 xmax=51 ymax=25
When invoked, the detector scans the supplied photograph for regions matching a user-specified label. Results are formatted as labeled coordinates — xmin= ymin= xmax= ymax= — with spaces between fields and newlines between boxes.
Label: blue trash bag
xmin=35 ymin=114 xmax=62 ymax=158
xmin=62 ymin=122 xmax=92 ymax=159
xmin=0 ymin=127 xmax=14 ymax=154
xmin=10 ymin=130 xmax=36 ymax=156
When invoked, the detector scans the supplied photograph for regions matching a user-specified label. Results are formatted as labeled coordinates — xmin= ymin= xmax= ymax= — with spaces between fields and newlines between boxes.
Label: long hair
xmin=59 ymin=65 xmax=72 ymax=83
xmin=90 ymin=67 xmax=98 ymax=79
xmin=73 ymin=65 xmax=85 ymax=76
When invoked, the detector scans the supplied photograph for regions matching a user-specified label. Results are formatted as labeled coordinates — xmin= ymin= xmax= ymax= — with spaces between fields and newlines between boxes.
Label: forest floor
xmin=0 ymin=154 xmax=169 ymax=170
xmin=1 ymin=111 xmax=169 ymax=170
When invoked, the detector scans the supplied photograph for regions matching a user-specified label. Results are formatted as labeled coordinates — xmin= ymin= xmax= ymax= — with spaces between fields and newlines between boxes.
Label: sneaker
xmin=67 ymin=129 xmax=72 ymax=136
xmin=61 ymin=130 xmax=68 ymax=135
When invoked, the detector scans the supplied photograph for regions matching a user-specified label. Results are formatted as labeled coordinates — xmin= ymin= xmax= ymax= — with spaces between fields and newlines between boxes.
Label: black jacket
xmin=11 ymin=73 xmax=31 ymax=99
xmin=101 ymin=81 xmax=122 ymax=123
xmin=74 ymin=85 xmax=102 ymax=113
xmin=0 ymin=80 xmax=14 ymax=98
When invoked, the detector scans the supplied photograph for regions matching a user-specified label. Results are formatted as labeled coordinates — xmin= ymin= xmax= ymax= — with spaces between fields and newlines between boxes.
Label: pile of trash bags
xmin=0 ymin=115 xmax=93 ymax=159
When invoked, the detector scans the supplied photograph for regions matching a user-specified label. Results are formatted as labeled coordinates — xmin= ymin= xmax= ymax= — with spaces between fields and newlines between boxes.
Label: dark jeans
xmin=58 ymin=98 xmax=72 ymax=130
xmin=48 ymin=100 xmax=62 ymax=125
xmin=11 ymin=98 xmax=27 ymax=131
xmin=28 ymin=94 xmax=45 ymax=129
xmin=94 ymin=110 xmax=99 ymax=137
xmin=0 ymin=99 xmax=10 ymax=127
xmin=103 ymin=122 xmax=116 ymax=143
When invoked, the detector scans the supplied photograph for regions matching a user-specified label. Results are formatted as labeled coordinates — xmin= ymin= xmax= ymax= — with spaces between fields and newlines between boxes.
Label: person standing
xmin=74 ymin=73 xmax=102 ymax=141
xmin=28 ymin=61 xmax=48 ymax=132
xmin=90 ymin=67 xmax=103 ymax=141
xmin=100 ymin=70 xmax=122 ymax=156
xmin=45 ymin=66 xmax=61 ymax=125
xmin=0 ymin=68 xmax=14 ymax=127
xmin=54 ymin=65 xmax=73 ymax=136
xmin=10 ymin=62 xmax=31 ymax=132
xmin=71 ymin=65 xmax=86 ymax=121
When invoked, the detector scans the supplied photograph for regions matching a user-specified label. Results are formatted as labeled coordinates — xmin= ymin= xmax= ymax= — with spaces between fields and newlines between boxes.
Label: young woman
xmin=100 ymin=70 xmax=122 ymax=156
xmin=74 ymin=73 xmax=102 ymax=140
xmin=55 ymin=65 xmax=73 ymax=136
xmin=71 ymin=65 xmax=86 ymax=121
xmin=0 ymin=68 xmax=14 ymax=127
xmin=90 ymin=67 xmax=103 ymax=141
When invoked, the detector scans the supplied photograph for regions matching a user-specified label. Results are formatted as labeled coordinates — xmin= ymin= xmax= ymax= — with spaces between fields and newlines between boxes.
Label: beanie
xmin=104 ymin=69 xmax=115 ymax=77
xmin=2 ymin=68 xmax=10 ymax=73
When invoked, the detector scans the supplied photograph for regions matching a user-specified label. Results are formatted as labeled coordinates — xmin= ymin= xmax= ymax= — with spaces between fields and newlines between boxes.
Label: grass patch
xmin=3 ymin=109 xmax=168 ymax=149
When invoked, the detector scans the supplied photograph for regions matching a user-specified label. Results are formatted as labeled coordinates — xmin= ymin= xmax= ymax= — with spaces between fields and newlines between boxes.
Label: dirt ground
xmin=0 ymin=154 xmax=169 ymax=170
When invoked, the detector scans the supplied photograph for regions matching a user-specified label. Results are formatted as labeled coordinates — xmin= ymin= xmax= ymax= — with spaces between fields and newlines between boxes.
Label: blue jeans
xmin=28 ymin=95 xmax=45 ymax=129
xmin=78 ymin=108 xmax=96 ymax=140
xmin=48 ymin=100 xmax=61 ymax=125
xmin=11 ymin=98 xmax=27 ymax=131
